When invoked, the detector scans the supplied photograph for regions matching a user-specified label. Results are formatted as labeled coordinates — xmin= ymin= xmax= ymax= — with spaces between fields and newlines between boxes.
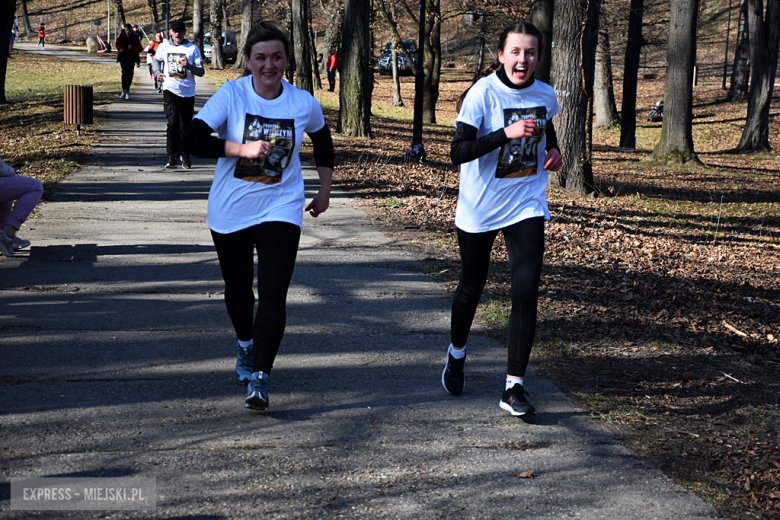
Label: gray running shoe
xmin=13 ymin=237 xmax=31 ymax=250
xmin=0 ymin=231 xmax=14 ymax=257
xmin=236 ymin=341 xmax=253 ymax=384
xmin=246 ymin=371 xmax=270 ymax=410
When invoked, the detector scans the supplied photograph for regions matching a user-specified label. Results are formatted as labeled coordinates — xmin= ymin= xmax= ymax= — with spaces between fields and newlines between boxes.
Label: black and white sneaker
xmin=500 ymin=385 xmax=536 ymax=418
xmin=180 ymin=155 xmax=191 ymax=169
xmin=441 ymin=351 xmax=466 ymax=396
xmin=164 ymin=159 xmax=177 ymax=169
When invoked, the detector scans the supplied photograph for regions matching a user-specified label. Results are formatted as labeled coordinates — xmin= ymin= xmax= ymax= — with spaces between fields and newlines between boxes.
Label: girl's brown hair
xmin=455 ymin=22 xmax=544 ymax=114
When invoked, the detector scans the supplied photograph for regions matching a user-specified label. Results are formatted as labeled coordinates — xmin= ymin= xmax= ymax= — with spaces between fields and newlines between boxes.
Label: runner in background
xmin=152 ymin=20 xmax=204 ymax=169
xmin=36 ymin=23 xmax=45 ymax=48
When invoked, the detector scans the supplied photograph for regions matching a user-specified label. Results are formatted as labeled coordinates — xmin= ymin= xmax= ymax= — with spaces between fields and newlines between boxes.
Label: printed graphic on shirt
xmin=166 ymin=53 xmax=188 ymax=79
xmin=496 ymin=107 xmax=547 ymax=179
xmin=234 ymin=114 xmax=295 ymax=185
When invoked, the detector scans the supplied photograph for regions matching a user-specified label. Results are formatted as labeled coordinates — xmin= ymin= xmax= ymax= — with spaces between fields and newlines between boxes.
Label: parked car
xmin=380 ymin=39 xmax=417 ymax=62
xmin=378 ymin=53 xmax=413 ymax=75
xmin=203 ymin=30 xmax=237 ymax=63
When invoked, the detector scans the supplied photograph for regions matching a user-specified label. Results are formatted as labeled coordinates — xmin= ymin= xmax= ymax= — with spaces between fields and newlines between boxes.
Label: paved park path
xmin=0 ymin=44 xmax=723 ymax=518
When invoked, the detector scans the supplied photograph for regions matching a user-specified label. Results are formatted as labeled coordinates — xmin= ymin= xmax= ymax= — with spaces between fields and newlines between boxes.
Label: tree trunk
xmin=115 ymin=0 xmax=128 ymax=29
xmin=619 ymin=0 xmax=644 ymax=148
xmin=209 ymin=0 xmax=225 ymax=69
xmin=391 ymin=43 xmax=404 ymax=106
xmin=735 ymin=0 xmax=780 ymax=151
xmin=147 ymin=0 xmax=160 ymax=33
xmin=181 ymin=1 xmax=189 ymax=25
xmin=550 ymin=0 xmax=601 ymax=196
xmin=649 ymin=0 xmax=701 ymax=164
xmin=422 ymin=0 xmax=441 ymax=125
xmin=19 ymin=0 xmax=34 ymax=37
xmin=473 ymin=35 xmax=485 ymax=82
xmin=532 ymin=0 xmax=554 ymax=84
xmin=727 ymin=0 xmax=750 ymax=101
xmin=309 ymin=20 xmax=322 ymax=89
xmin=234 ymin=0 xmax=252 ymax=70
xmin=0 ymin=5 xmax=14 ymax=104
xmin=337 ymin=0 xmax=371 ymax=136
xmin=292 ymin=0 xmax=313 ymax=94
xmin=193 ymin=0 xmax=205 ymax=57
xmin=594 ymin=21 xmax=620 ymax=128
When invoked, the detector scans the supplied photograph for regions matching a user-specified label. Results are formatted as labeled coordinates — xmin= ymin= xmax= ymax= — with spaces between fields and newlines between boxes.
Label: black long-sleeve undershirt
xmin=181 ymin=119 xmax=335 ymax=168
xmin=451 ymin=66 xmax=559 ymax=166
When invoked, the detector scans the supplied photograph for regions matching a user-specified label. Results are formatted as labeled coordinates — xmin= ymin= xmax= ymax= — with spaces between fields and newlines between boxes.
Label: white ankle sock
xmin=506 ymin=378 xmax=523 ymax=390
xmin=448 ymin=343 xmax=466 ymax=359
xmin=238 ymin=339 xmax=253 ymax=349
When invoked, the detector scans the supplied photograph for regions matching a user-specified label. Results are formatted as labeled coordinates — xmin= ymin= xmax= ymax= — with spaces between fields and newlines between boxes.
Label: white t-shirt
xmin=454 ymin=73 xmax=560 ymax=233
xmin=195 ymin=76 xmax=327 ymax=234
xmin=153 ymin=40 xmax=203 ymax=97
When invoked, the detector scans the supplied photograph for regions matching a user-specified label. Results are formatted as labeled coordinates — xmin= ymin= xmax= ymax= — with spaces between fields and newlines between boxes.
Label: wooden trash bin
xmin=63 ymin=85 xmax=94 ymax=135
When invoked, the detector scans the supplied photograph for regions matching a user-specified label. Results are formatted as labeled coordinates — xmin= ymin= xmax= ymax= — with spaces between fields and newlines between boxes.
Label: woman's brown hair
xmin=242 ymin=21 xmax=293 ymax=76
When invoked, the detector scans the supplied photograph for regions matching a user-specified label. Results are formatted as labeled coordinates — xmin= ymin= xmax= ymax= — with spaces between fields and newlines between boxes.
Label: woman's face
xmin=498 ymin=33 xmax=539 ymax=87
xmin=246 ymin=40 xmax=288 ymax=98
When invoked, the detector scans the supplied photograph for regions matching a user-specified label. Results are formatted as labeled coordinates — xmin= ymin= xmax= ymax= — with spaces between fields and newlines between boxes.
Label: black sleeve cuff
xmin=180 ymin=119 xmax=226 ymax=158
xmin=307 ymin=124 xmax=334 ymax=169
xmin=545 ymin=120 xmax=559 ymax=153
xmin=450 ymin=122 xmax=510 ymax=165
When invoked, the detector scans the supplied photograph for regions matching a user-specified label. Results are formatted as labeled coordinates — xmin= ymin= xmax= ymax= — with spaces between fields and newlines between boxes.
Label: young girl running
xmin=442 ymin=22 xmax=562 ymax=418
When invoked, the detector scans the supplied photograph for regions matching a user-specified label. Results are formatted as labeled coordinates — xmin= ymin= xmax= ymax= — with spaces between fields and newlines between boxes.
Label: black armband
xmin=450 ymin=122 xmax=509 ymax=165
xmin=308 ymin=124 xmax=334 ymax=169
xmin=180 ymin=119 xmax=226 ymax=158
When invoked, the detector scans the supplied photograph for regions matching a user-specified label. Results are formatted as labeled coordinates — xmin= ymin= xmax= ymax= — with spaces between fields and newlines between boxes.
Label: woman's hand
xmin=543 ymin=148 xmax=562 ymax=172
xmin=306 ymin=167 xmax=333 ymax=218
xmin=306 ymin=187 xmax=330 ymax=218
xmin=503 ymin=119 xmax=538 ymax=140
xmin=240 ymin=140 xmax=273 ymax=160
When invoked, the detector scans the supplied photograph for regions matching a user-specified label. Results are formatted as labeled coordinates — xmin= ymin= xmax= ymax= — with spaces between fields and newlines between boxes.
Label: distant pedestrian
xmin=326 ymin=48 xmax=337 ymax=92
xmin=133 ymin=25 xmax=142 ymax=67
xmin=11 ymin=22 xmax=17 ymax=51
xmin=442 ymin=22 xmax=562 ymax=419
xmin=0 ymin=159 xmax=43 ymax=258
xmin=146 ymin=32 xmax=164 ymax=92
xmin=36 ymin=23 xmax=45 ymax=48
xmin=181 ymin=21 xmax=334 ymax=411
xmin=152 ymin=20 xmax=204 ymax=169
xmin=115 ymin=23 xmax=143 ymax=100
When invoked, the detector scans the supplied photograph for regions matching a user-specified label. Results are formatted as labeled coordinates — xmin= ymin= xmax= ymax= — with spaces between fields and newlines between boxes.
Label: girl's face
xmin=246 ymin=40 xmax=289 ymax=99
xmin=498 ymin=33 xmax=539 ymax=87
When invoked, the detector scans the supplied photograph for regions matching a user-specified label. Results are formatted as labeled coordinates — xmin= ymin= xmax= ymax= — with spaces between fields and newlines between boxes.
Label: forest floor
xmin=6 ymin=52 xmax=780 ymax=519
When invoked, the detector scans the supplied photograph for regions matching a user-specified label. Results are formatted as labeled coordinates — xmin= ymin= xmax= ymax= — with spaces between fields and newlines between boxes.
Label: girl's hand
xmin=305 ymin=188 xmax=330 ymax=218
xmin=504 ymin=119 xmax=538 ymax=140
xmin=543 ymin=148 xmax=562 ymax=172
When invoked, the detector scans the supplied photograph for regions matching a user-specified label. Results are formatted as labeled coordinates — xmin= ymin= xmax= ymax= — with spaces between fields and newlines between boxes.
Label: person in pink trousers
xmin=0 ymin=158 xmax=43 ymax=258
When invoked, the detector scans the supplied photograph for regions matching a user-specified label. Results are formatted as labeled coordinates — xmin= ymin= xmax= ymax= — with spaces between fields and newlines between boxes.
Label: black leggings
xmin=211 ymin=222 xmax=301 ymax=374
xmin=451 ymin=217 xmax=544 ymax=378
